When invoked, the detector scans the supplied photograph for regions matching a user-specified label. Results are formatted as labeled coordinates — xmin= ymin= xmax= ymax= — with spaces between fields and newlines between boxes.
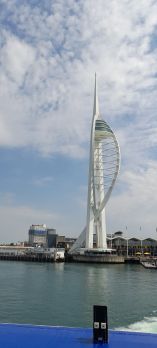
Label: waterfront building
xmin=47 ymin=229 xmax=57 ymax=248
xmin=0 ymin=233 xmax=157 ymax=259
xmin=106 ymin=234 xmax=157 ymax=256
xmin=28 ymin=224 xmax=53 ymax=246
xmin=28 ymin=225 xmax=75 ymax=250
xmin=47 ymin=234 xmax=76 ymax=250
xmin=70 ymin=75 xmax=120 ymax=254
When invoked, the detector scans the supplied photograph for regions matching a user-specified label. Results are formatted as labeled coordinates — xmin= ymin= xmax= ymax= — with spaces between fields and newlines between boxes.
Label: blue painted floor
xmin=0 ymin=324 xmax=157 ymax=347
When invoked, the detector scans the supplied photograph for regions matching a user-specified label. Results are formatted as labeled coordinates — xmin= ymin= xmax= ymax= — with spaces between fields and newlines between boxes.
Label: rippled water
xmin=0 ymin=261 xmax=157 ymax=332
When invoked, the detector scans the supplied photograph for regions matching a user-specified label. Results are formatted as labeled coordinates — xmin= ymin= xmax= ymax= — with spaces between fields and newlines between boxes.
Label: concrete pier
xmin=71 ymin=254 xmax=124 ymax=263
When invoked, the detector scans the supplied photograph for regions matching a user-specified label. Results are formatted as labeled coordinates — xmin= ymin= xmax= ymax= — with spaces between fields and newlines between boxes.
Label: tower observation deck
xmin=70 ymin=75 xmax=120 ymax=254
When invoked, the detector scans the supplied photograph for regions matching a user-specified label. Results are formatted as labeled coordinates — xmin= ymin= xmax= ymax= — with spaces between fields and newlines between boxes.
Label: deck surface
xmin=0 ymin=324 xmax=156 ymax=347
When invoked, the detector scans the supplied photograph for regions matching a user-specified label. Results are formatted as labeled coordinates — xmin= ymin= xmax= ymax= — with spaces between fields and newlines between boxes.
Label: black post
xmin=93 ymin=305 xmax=108 ymax=344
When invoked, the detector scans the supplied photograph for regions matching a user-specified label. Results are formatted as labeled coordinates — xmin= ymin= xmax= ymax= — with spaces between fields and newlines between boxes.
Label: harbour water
xmin=0 ymin=261 xmax=157 ymax=333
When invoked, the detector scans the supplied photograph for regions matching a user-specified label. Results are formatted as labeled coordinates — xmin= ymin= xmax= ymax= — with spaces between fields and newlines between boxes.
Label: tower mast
xmin=86 ymin=74 xmax=107 ymax=249
xmin=69 ymin=76 xmax=120 ymax=254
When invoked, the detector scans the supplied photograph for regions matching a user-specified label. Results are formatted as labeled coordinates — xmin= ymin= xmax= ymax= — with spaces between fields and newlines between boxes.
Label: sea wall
xmin=72 ymin=254 xmax=124 ymax=263
xmin=0 ymin=254 xmax=64 ymax=263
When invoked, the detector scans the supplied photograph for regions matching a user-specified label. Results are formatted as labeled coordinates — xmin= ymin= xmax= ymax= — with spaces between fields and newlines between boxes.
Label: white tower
xmin=70 ymin=75 xmax=120 ymax=254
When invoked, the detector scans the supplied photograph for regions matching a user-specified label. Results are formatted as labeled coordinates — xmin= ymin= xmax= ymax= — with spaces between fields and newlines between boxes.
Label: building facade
xmin=28 ymin=224 xmax=56 ymax=247
xmin=29 ymin=224 xmax=47 ymax=246
xmin=106 ymin=233 xmax=157 ymax=256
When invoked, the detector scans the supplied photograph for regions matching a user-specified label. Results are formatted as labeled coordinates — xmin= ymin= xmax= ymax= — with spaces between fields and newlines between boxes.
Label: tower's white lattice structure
xmin=70 ymin=75 xmax=120 ymax=253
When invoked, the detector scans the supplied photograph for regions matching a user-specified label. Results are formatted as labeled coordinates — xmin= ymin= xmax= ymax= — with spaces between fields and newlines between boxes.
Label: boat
xmin=141 ymin=261 xmax=157 ymax=269
xmin=0 ymin=323 xmax=157 ymax=348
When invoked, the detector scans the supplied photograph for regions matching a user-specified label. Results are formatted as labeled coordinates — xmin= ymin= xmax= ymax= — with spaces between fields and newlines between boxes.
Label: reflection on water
xmin=0 ymin=261 xmax=157 ymax=331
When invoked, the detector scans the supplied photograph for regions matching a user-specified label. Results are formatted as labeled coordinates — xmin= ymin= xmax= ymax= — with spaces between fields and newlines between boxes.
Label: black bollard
xmin=93 ymin=305 xmax=108 ymax=344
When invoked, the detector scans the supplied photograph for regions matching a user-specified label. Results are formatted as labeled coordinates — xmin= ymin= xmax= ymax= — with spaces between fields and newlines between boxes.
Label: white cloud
xmin=1 ymin=33 xmax=35 ymax=85
xmin=0 ymin=192 xmax=15 ymax=205
xmin=33 ymin=176 xmax=54 ymax=186
xmin=107 ymin=160 xmax=157 ymax=238
xmin=0 ymin=1 xmax=157 ymax=238
xmin=0 ymin=0 xmax=157 ymax=158
xmin=0 ymin=203 xmax=58 ymax=243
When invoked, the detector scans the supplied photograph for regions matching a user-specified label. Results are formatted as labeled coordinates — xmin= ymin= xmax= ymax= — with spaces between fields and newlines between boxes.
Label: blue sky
xmin=1 ymin=0 xmax=157 ymax=242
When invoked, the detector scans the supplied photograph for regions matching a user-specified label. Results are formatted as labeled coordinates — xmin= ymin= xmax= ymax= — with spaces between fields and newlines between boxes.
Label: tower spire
xmin=93 ymin=73 xmax=100 ymax=119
